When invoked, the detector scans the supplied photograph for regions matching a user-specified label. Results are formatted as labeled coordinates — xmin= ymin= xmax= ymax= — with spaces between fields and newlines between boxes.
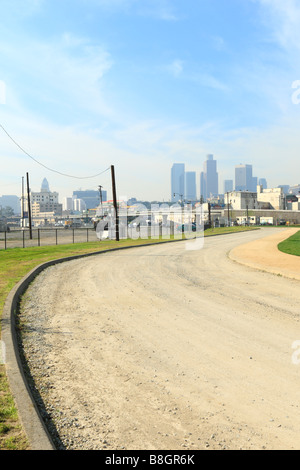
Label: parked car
xmin=177 ymin=222 xmax=197 ymax=232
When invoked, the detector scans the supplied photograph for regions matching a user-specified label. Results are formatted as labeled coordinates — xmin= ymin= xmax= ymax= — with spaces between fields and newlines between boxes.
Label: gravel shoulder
xmin=19 ymin=228 xmax=300 ymax=450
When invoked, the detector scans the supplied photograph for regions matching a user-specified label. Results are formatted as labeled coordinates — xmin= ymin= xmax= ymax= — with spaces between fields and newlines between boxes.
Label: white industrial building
xmin=224 ymin=185 xmax=285 ymax=211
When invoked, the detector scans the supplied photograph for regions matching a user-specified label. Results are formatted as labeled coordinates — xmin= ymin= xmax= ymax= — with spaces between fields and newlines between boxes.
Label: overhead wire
xmin=0 ymin=123 xmax=110 ymax=180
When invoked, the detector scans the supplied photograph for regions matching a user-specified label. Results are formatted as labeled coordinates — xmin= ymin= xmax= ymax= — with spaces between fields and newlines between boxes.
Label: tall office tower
xmin=223 ymin=179 xmax=233 ymax=194
xmin=259 ymin=178 xmax=267 ymax=189
xmin=252 ymin=176 xmax=258 ymax=192
xmin=200 ymin=172 xmax=206 ymax=201
xmin=41 ymin=177 xmax=50 ymax=193
xmin=200 ymin=154 xmax=219 ymax=200
xmin=171 ymin=163 xmax=185 ymax=202
xmin=185 ymin=171 xmax=197 ymax=202
xmin=235 ymin=164 xmax=253 ymax=191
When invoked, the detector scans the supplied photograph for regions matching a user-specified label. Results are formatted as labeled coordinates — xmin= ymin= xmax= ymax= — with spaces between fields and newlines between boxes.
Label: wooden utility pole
xmin=111 ymin=165 xmax=119 ymax=241
xmin=21 ymin=176 xmax=24 ymax=228
xmin=98 ymin=185 xmax=103 ymax=205
xmin=208 ymin=202 xmax=212 ymax=228
xmin=26 ymin=172 xmax=33 ymax=239
xmin=227 ymin=192 xmax=230 ymax=226
xmin=98 ymin=185 xmax=103 ymax=217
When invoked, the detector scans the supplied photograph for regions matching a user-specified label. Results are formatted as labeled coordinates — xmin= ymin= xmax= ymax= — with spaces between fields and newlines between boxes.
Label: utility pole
xmin=111 ymin=165 xmax=119 ymax=241
xmin=208 ymin=202 xmax=212 ymax=228
xmin=98 ymin=185 xmax=103 ymax=205
xmin=98 ymin=185 xmax=103 ymax=217
xmin=21 ymin=176 xmax=24 ymax=228
xmin=227 ymin=192 xmax=230 ymax=227
xmin=26 ymin=172 xmax=33 ymax=239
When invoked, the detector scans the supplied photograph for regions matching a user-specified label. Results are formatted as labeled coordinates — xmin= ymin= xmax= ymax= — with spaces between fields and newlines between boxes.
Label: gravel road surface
xmin=19 ymin=228 xmax=300 ymax=450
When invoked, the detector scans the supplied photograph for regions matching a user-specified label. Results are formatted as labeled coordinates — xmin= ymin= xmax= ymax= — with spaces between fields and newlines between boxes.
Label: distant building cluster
xmin=8 ymin=178 xmax=108 ymax=228
xmin=169 ymin=155 xmax=300 ymax=225
xmin=171 ymin=154 xmax=300 ymax=205
xmin=1 ymin=157 xmax=300 ymax=230
xmin=171 ymin=155 xmax=270 ymax=203
xmin=63 ymin=189 xmax=107 ymax=212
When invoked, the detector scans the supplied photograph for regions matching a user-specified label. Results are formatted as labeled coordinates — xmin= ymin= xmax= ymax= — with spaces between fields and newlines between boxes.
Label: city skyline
xmin=0 ymin=1 xmax=300 ymax=201
xmin=171 ymin=157 xmax=273 ymax=202
xmin=1 ymin=154 xmax=296 ymax=214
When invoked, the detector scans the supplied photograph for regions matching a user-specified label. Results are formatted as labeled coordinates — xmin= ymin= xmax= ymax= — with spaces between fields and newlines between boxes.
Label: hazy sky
xmin=1 ymin=0 xmax=300 ymax=201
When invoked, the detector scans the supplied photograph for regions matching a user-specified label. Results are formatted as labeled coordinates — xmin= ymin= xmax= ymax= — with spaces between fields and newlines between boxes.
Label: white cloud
xmin=1 ymin=32 xmax=114 ymax=121
xmin=256 ymin=0 xmax=300 ymax=50
xmin=167 ymin=59 xmax=184 ymax=77
xmin=165 ymin=59 xmax=229 ymax=91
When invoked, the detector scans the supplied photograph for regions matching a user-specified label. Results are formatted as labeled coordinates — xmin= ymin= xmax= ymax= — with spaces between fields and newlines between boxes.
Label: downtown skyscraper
xmin=171 ymin=163 xmax=185 ymax=203
xmin=185 ymin=171 xmax=197 ymax=202
xmin=235 ymin=164 xmax=257 ymax=192
xmin=200 ymin=154 xmax=219 ymax=200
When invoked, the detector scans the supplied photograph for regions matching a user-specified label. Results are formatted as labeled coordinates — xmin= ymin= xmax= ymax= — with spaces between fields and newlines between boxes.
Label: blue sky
xmin=0 ymin=0 xmax=300 ymax=201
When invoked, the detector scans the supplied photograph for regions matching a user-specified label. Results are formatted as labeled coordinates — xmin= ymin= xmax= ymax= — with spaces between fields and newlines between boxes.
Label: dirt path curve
xmin=20 ymin=228 xmax=300 ymax=450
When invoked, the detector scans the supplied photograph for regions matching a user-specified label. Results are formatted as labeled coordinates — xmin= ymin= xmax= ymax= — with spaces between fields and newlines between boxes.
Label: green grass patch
xmin=0 ymin=364 xmax=26 ymax=450
xmin=278 ymin=230 xmax=300 ymax=257
xmin=204 ymin=225 xmax=258 ymax=236
xmin=0 ymin=227 xmax=259 ymax=449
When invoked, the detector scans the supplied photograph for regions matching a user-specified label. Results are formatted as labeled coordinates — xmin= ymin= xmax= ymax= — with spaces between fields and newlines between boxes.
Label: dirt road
xmin=20 ymin=228 xmax=300 ymax=450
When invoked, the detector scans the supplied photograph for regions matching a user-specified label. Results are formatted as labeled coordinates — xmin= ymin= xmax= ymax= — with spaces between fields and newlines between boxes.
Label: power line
xmin=0 ymin=123 xmax=110 ymax=180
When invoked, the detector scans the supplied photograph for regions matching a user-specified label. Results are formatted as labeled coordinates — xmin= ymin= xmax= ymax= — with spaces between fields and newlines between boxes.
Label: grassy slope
xmin=0 ymin=227 xmax=258 ymax=449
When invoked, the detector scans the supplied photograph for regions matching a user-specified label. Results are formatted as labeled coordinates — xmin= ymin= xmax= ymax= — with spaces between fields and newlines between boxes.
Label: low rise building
xmin=224 ymin=185 xmax=285 ymax=211
xmin=257 ymin=185 xmax=285 ymax=210
xmin=224 ymin=190 xmax=258 ymax=210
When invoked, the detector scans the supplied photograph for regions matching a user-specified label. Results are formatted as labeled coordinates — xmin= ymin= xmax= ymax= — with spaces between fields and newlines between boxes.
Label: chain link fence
xmin=0 ymin=227 xmax=101 ymax=250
